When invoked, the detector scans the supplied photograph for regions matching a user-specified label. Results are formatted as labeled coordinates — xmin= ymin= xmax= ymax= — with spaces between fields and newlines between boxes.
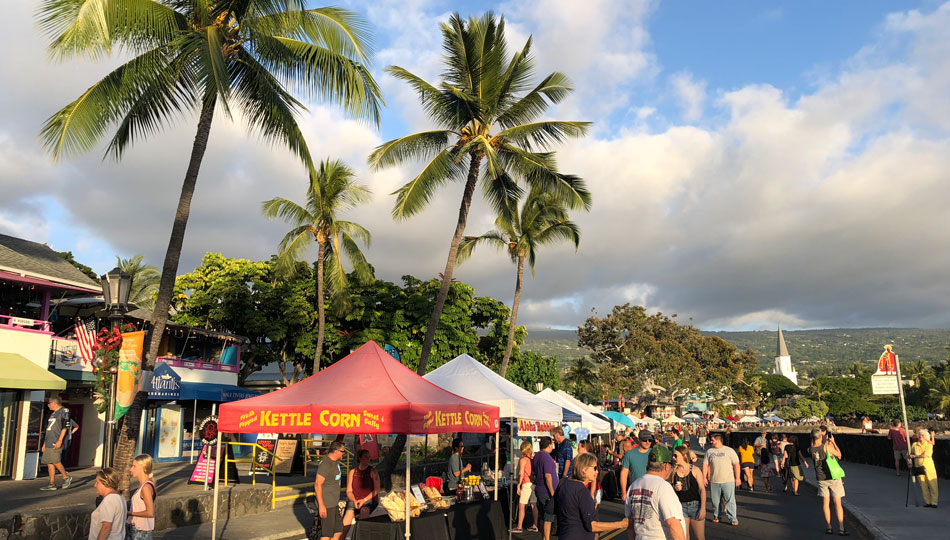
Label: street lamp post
xmin=535 ymin=381 xmax=544 ymax=393
xmin=100 ymin=267 xmax=131 ymax=468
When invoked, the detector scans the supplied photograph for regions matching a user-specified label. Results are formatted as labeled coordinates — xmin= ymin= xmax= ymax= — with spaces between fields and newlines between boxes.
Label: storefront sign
xmin=197 ymin=416 xmax=219 ymax=445
xmin=115 ymin=331 xmax=145 ymax=420
xmin=149 ymin=363 xmax=182 ymax=400
xmin=273 ymin=438 xmax=298 ymax=474
xmin=51 ymin=338 xmax=87 ymax=371
xmin=10 ymin=317 xmax=35 ymax=327
xmin=517 ymin=419 xmax=560 ymax=437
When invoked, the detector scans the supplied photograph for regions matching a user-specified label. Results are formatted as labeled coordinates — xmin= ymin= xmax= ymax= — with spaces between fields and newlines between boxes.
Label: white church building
xmin=774 ymin=325 xmax=798 ymax=385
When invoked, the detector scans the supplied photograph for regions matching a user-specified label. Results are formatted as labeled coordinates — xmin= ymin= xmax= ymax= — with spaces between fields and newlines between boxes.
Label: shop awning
xmin=181 ymin=382 xmax=259 ymax=402
xmin=0 ymin=353 xmax=66 ymax=390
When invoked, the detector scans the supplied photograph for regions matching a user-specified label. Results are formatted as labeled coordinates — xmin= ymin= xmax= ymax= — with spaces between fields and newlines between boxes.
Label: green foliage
xmin=117 ymin=255 xmax=159 ymax=310
xmin=507 ymin=351 xmax=561 ymax=392
xmin=578 ymin=304 xmax=760 ymax=406
xmin=58 ymin=250 xmax=98 ymax=281
xmin=876 ymin=403 xmax=929 ymax=422
xmin=562 ymin=357 xmax=597 ymax=400
xmin=753 ymin=373 xmax=802 ymax=398
xmin=793 ymin=398 xmax=828 ymax=420
xmin=778 ymin=406 xmax=802 ymax=420
xmin=929 ymin=373 xmax=950 ymax=415
xmin=810 ymin=375 xmax=879 ymax=418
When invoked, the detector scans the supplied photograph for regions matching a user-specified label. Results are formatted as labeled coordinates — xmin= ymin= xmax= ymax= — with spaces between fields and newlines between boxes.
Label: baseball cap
xmin=648 ymin=445 xmax=673 ymax=464
xmin=638 ymin=429 xmax=654 ymax=442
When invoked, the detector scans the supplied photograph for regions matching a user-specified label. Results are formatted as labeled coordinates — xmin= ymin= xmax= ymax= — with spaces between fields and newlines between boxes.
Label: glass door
xmin=0 ymin=391 xmax=19 ymax=477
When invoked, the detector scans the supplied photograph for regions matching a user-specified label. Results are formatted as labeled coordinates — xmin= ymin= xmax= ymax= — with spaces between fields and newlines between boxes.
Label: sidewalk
xmin=154 ymin=503 xmax=310 ymax=540
xmin=802 ymin=458 xmax=949 ymax=540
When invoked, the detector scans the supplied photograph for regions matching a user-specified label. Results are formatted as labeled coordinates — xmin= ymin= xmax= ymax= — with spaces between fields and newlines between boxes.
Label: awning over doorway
xmin=0 ymin=352 xmax=66 ymax=390
xmin=147 ymin=362 xmax=258 ymax=402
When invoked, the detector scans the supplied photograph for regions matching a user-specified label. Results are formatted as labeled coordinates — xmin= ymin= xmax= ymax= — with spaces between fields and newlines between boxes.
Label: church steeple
xmin=777 ymin=324 xmax=790 ymax=357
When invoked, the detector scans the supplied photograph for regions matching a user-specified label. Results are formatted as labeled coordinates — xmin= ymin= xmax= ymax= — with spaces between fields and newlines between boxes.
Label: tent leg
xmin=509 ymin=421 xmax=515 ymax=540
xmin=190 ymin=399 xmax=197 ymax=464
xmin=494 ymin=431 xmax=499 ymax=501
xmin=405 ymin=439 xmax=411 ymax=539
xmin=211 ymin=431 xmax=222 ymax=540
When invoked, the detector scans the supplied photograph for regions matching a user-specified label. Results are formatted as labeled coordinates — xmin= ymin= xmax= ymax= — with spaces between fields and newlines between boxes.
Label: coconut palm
xmin=930 ymin=373 xmax=950 ymax=415
xmin=262 ymin=159 xmax=373 ymax=372
xmin=368 ymin=12 xmax=591 ymax=375
xmin=904 ymin=359 xmax=932 ymax=388
xmin=38 ymin=0 xmax=381 ymax=490
xmin=457 ymin=191 xmax=580 ymax=376
xmin=116 ymin=255 xmax=160 ymax=310
xmin=564 ymin=357 xmax=597 ymax=398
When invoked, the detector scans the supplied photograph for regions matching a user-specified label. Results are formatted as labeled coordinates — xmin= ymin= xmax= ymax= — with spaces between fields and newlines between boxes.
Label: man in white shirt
xmin=625 ymin=445 xmax=686 ymax=540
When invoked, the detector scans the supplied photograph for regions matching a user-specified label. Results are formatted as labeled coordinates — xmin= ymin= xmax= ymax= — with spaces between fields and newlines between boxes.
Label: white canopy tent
xmin=630 ymin=414 xmax=659 ymax=425
xmin=683 ymin=413 xmax=704 ymax=422
xmin=537 ymin=388 xmax=611 ymax=433
xmin=663 ymin=415 xmax=686 ymax=423
xmin=764 ymin=415 xmax=785 ymax=423
xmin=425 ymin=354 xmax=563 ymax=422
xmin=555 ymin=390 xmax=603 ymax=415
xmin=738 ymin=415 xmax=762 ymax=423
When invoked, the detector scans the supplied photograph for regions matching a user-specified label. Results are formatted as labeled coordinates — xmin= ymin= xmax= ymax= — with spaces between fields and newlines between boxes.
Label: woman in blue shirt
xmin=556 ymin=453 xmax=627 ymax=540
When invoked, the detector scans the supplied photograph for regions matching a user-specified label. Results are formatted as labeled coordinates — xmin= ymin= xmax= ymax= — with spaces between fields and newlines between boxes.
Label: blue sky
xmin=2 ymin=1 xmax=950 ymax=332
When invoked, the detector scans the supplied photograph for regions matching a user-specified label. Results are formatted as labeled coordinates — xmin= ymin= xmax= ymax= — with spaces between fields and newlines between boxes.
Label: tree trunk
xmin=416 ymin=154 xmax=481 ymax=375
xmin=499 ymin=254 xmax=525 ymax=378
xmin=113 ymin=99 xmax=215 ymax=494
xmin=314 ymin=241 xmax=326 ymax=373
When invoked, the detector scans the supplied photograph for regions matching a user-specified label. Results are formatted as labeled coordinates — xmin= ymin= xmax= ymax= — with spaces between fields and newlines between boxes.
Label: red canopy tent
xmin=212 ymin=341 xmax=500 ymax=539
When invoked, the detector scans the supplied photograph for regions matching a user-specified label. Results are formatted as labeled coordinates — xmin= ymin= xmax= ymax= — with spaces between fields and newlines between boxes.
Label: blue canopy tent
xmin=561 ymin=407 xmax=582 ymax=423
xmin=603 ymin=410 xmax=636 ymax=428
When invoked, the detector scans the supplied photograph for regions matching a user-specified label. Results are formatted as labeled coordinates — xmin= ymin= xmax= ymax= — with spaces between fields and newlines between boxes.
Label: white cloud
xmin=670 ymin=72 xmax=707 ymax=122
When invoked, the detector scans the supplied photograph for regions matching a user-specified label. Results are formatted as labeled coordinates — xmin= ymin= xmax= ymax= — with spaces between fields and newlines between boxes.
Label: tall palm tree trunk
xmin=417 ymin=155 xmax=481 ymax=375
xmin=314 ymin=241 xmax=326 ymax=373
xmin=113 ymin=99 xmax=215 ymax=494
xmin=499 ymin=254 xmax=525 ymax=378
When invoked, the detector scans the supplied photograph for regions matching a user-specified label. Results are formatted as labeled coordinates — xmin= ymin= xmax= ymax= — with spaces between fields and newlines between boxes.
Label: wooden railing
xmin=0 ymin=314 xmax=51 ymax=333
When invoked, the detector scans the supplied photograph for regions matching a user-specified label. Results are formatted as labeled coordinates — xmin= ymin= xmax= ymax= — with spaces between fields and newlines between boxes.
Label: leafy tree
xmin=848 ymin=361 xmax=870 ymax=378
xmin=38 ymin=0 xmax=382 ymax=489
xmin=458 ymin=190 xmax=580 ymax=376
xmin=507 ymin=351 xmax=561 ymax=393
xmin=753 ymin=373 xmax=802 ymax=398
xmin=262 ymin=159 xmax=373 ymax=372
xmin=904 ymin=360 xmax=933 ymax=388
xmin=563 ymin=357 xmax=597 ymax=399
xmin=58 ymin=250 xmax=98 ymax=281
xmin=876 ymin=403 xmax=929 ymax=422
xmin=778 ymin=406 xmax=802 ymax=420
xmin=172 ymin=254 xmax=315 ymax=385
xmin=794 ymin=398 xmax=828 ymax=419
xmin=811 ymin=375 xmax=879 ymax=419
xmin=368 ymin=12 xmax=591 ymax=375
xmin=117 ymin=255 xmax=159 ymax=310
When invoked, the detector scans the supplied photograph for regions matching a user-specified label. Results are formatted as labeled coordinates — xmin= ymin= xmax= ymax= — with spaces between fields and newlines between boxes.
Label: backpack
xmin=770 ymin=440 xmax=782 ymax=456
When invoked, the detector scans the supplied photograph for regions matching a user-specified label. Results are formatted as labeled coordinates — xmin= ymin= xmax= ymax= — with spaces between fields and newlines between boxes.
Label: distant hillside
xmin=705 ymin=328 xmax=950 ymax=377
xmin=523 ymin=327 xmax=950 ymax=377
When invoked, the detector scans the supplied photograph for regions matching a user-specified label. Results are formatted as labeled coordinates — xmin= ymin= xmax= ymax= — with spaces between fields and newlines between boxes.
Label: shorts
xmin=759 ymin=464 xmax=773 ymax=478
xmin=788 ymin=465 xmax=804 ymax=481
xmin=344 ymin=499 xmax=378 ymax=514
xmin=317 ymin=502 xmax=344 ymax=536
xmin=893 ymin=450 xmax=909 ymax=461
xmin=518 ymin=482 xmax=537 ymax=505
xmin=126 ymin=527 xmax=153 ymax=540
xmin=817 ymin=479 xmax=845 ymax=498
xmin=536 ymin=490 xmax=555 ymax=522
xmin=741 ymin=462 xmax=754 ymax=470
xmin=41 ymin=446 xmax=63 ymax=465
xmin=681 ymin=499 xmax=702 ymax=521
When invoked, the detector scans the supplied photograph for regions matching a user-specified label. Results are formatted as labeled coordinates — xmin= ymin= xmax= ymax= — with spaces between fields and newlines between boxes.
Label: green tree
xmin=262 ymin=159 xmax=373 ymax=371
xmin=930 ymin=373 xmax=950 ymax=415
xmin=58 ymin=250 xmax=98 ymax=281
xmin=753 ymin=373 xmax=802 ymax=398
xmin=39 ymin=0 xmax=382 ymax=488
xmin=117 ymin=255 xmax=159 ymax=310
xmin=458 ymin=190 xmax=580 ymax=376
xmin=563 ymin=357 xmax=597 ymax=398
xmin=904 ymin=360 xmax=933 ymax=388
xmin=507 ymin=351 xmax=561 ymax=393
xmin=794 ymin=398 xmax=828 ymax=419
xmin=368 ymin=12 xmax=591 ymax=375
xmin=848 ymin=361 xmax=869 ymax=378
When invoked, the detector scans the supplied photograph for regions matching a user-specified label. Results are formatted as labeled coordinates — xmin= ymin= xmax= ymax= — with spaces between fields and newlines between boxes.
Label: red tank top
xmin=352 ymin=466 xmax=375 ymax=500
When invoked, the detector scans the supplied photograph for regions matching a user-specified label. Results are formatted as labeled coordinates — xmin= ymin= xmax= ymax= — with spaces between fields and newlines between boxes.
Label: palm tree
xmin=38 ymin=0 xmax=381 ymax=489
xmin=368 ymin=12 xmax=591 ymax=375
xmin=116 ymin=255 xmax=160 ymax=310
xmin=564 ymin=357 xmax=597 ymax=398
xmin=262 ymin=159 xmax=373 ymax=372
xmin=458 ymin=191 xmax=580 ymax=376
xmin=904 ymin=359 xmax=932 ymax=388
xmin=848 ymin=361 xmax=869 ymax=378
xmin=930 ymin=373 xmax=950 ymax=415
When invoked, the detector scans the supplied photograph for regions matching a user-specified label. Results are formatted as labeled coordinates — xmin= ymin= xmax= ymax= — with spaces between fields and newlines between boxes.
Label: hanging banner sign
xmin=517 ymin=419 xmax=560 ymax=437
xmin=871 ymin=345 xmax=901 ymax=395
xmin=228 ymin=406 xmax=498 ymax=433
xmin=114 ymin=331 xmax=145 ymax=420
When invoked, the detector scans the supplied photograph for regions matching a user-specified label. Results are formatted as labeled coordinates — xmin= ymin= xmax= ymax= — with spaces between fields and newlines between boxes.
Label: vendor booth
xmin=217 ymin=342 xmax=501 ymax=540
xmin=536 ymin=388 xmax=611 ymax=434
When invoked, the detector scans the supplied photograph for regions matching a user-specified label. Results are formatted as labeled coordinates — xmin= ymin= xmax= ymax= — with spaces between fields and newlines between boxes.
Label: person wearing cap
xmin=620 ymin=430 xmax=654 ymax=496
xmin=808 ymin=427 xmax=848 ymax=535
xmin=624 ymin=445 xmax=687 ymax=540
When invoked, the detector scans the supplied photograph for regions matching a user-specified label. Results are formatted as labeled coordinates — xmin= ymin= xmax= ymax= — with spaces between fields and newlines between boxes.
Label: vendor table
xmin=353 ymin=500 xmax=506 ymax=540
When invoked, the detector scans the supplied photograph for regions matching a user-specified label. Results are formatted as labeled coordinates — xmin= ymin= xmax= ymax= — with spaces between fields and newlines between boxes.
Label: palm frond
xmin=335 ymin=220 xmax=371 ymax=247
xmin=338 ymin=232 xmax=374 ymax=284
xmin=457 ymin=231 xmax=507 ymax=265
xmin=500 ymin=145 xmax=592 ymax=211
xmin=385 ymin=67 xmax=459 ymax=127
xmin=496 ymin=71 xmax=573 ymax=128
xmin=261 ymin=197 xmax=313 ymax=225
xmin=440 ymin=13 xmax=479 ymax=95
xmin=498 ymin=121 xmax=591 ymax=151
xmin=367 ymin=130 xmax=453 ymax=170
xmin=274 ymin=224 xmax=314 ymax=276
xmin=390 ymin=149 xmax=466 ymax=220
xmin=480 ymin=171 xmax=521 ymax=222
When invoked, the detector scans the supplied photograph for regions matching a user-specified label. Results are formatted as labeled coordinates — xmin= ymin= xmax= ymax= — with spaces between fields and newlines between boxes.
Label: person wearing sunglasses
xmin=315 ymin=441 xmax=347 ymax=540
xmin=624 ymin=445 xmax=686 ymax=540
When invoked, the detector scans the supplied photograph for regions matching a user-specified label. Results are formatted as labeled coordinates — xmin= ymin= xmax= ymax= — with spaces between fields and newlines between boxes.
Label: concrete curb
xmin=801 ymin=474 xmax=887 ymax=540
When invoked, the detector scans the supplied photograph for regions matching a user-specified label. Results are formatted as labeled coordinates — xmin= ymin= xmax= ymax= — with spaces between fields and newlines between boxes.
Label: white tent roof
xmin=424 ymin=354 xmax=562 ymax=422
xmin=764 ymin=415 xmax=785 ymax=423
xmin=555 ymin=390 xmax=603 ymax=415
xmin=738 ymin=415 xmax=762 ymax=423
xmin=537 ymin=388 xmax=611 ymax=433
xmin=663 ymin=415 xmax=686 ymax=423
xmin=682 ymin=413 xmax=704 ymax=421
xmin=630 ymin=415 xmax=659 ymax=425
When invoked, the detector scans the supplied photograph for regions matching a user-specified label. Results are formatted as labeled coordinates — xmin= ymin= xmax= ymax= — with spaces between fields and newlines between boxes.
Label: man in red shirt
xmin=887 ymin=420 xmax=910 ymax=476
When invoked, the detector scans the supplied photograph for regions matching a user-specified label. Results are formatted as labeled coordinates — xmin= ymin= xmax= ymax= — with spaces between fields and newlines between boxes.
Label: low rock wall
xmin=0 ymin=484 xmax=273 ymax=540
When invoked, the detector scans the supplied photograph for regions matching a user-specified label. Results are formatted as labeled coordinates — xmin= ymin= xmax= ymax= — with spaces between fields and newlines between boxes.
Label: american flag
xmin=74 ymin=317 xmax=97 ymax=364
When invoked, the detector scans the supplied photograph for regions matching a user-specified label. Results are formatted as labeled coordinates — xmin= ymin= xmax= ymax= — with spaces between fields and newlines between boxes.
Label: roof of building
xmin=0 ymin=233 xmax=100 ymax=290
xmin=777 ymin=324 xmax=790 ymax=357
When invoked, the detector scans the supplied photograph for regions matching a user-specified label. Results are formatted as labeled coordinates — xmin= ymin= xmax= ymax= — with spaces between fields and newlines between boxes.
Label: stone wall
xmin=0 ymin=484 xmax=274 ymax=540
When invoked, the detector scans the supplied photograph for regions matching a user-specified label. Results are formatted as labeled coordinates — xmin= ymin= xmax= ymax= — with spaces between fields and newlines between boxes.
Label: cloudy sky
xmin=2 ymin=1 xmax=949 ymax=331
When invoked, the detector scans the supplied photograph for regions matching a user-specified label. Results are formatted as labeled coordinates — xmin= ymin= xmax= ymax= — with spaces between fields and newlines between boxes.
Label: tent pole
xmin=211 ymin=431 xmax=222 ymax=540
xmin=508 ymin=419 xmax=514 ymax=540
xmin=404 ymin=437 xmax=411 ymax=539
xmin=190 ymin=399 xmax=197 ymax=464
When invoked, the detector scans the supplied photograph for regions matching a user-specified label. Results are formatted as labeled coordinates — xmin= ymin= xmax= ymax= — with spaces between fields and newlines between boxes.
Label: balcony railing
xmin=0 ymin=314 xmax=52 ymax=333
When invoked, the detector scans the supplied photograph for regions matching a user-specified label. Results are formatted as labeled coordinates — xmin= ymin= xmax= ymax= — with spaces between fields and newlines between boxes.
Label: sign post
xmin=871 ymin=345 xmax=914 ymax=506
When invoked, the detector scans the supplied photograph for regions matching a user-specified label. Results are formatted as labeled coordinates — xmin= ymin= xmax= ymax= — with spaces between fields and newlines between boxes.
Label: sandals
xmin=511 ymin=528 xmax=523 ymax=534
xmin=839 ymin=530 xmax=850 ymax=536
xmin=826 ymin=528 xmax=834 ymax=535
xmin=527 ymin=526 xmax=538 ymax=532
